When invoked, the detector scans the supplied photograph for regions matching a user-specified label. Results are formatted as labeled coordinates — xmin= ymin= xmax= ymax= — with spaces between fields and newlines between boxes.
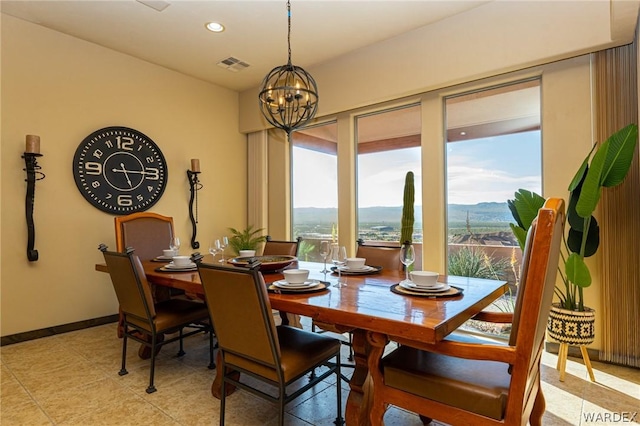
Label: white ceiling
xmin=1 ymin=0 xmax=489 ymax=92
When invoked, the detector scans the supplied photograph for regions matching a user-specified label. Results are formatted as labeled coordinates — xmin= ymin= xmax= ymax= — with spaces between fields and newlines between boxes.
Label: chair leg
xmin=530 ymin=379 xmax=546 ymax=426
xmin=208 ymin=328 xmax=216 ymax=369
xmin=335 ymin=354 xmax=344 ymax=426
xmin=146 ymin=333 xmax=158 ymax=394
xmin=347 ymin=332 xmax=354 ymax=362
xmin=177 ymin=328 xmax=186 ymax=357
xmin=119 ymin=327 xmax=129 ymax=376
xmin=278 ymin=387 xmax=286 ymax=426
xmin=220 ymin=377 xmax=226 ymax=426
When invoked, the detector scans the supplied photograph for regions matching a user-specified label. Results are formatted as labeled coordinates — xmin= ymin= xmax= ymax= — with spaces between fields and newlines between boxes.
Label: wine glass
xmin=400 ymin=243 xmax=415 ymax=284
xmin=209 ymin=240 xmax=219 ymax=261
xmin=330 ymin=244 xmax=347 ymax=287
xmin=319 ymin=241 xmax=330 ymax=273
xmin=169 ymin=236 xmax=181 ymax=255
xmin=217 ymin=238 xmax=226 ymax=263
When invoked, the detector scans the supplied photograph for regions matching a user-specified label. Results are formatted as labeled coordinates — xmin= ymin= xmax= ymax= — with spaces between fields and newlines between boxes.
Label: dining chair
xmin=367 ymin=197 xmax=565 ymax=425
xmin=261 ymin=235 xmax=302 ymax=327
xmin=262 ymin=235 xmax=302 ymax=256
xmin=355 ymin=239 xmax=403 ymax=271
xmin=114 ymin=211 xmax=174 ymax=260
xmin=99 ymin=245 xmax=214 ymax=394
xmin=196 ymin=260 xmax=344 ymax=426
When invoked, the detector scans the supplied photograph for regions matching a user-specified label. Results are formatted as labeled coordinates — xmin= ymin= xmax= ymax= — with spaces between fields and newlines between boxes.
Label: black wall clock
xmin=72 ymin=126 xmax=168 ymax=214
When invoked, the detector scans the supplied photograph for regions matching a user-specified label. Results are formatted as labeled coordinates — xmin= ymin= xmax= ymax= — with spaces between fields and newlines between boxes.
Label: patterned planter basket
xmin=547 ymin=303 xmax=596 ymax=345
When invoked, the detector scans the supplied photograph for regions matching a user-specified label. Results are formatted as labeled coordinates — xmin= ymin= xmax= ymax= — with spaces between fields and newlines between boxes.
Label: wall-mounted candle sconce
xmin=23 ymin=135 xmax=45 ymax=261
xmin=187 ymin=159 xmax=202 ymax=249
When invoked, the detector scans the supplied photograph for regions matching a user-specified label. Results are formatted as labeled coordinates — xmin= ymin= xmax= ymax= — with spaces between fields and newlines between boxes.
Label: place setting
xmin=391 ymin=244 xmax=462 ymax=297
xmin=330 ymin=256 xmax=382 ymax=276
xmin=156 ymin=255 xmax=198 ymax=272
xmin=268 ymin=269 xmax=328 ymax=294
xmin=152 ymin=237 xmax=181 ymax=262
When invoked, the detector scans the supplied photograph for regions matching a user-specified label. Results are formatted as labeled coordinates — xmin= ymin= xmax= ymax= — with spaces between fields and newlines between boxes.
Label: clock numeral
xmin=137 ymin=194 xmax=144 ymax=202
xmin=145 ymin=156 xmax=155 ymax=164
xmin=117 ymin=194 xmax=133 ymax=206
xmin=105 ymin=140 xmax=114 ymax=149
xmin=91 ymin=181 xmax=100 ymax=188
xmin=93 ymin=149 xmax=103 ymax=159
xmin=116 ymin=136 xmax=134 ymax=151
xmin=145 ymin=167 xmax=159 ymax=180
xmin=85 ymin=162 xmax=102 ymax=175
xmin=105 ymin=193 xmax=113 ymax=199
xmin=147 ymin=186 xmax=154 ymax=192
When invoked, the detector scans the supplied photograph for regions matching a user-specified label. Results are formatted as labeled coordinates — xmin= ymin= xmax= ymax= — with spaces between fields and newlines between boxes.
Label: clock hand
xmin=111 ymin=169 xmax=151 ymax=175
xmin=119 ymin=163 xmax=132 ymax=188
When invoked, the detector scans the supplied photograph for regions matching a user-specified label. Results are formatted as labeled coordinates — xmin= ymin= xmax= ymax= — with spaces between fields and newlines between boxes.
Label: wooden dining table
xmin=97 ymin=257 xmax=507 ymax=426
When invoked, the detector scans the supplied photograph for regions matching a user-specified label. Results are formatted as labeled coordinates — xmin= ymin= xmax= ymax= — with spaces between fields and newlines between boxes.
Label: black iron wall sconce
xmin=187 ymin=158 xmax=202 ymax=249
xmin=23 ymin=135 xmax=45 ymax=261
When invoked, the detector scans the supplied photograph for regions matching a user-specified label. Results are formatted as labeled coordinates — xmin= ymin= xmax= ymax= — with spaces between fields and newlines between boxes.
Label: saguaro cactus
xmin=400 ymin=171 xmax=415 ymax=245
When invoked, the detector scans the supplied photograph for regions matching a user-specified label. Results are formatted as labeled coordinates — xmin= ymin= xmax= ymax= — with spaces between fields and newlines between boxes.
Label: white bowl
xmin=346 ymin=257 xmax=366 ymax=269
xmin=172 ymin=255 xmax=192 ymax=267
xmin=282 ymin=269 xmax=310 ymax=284
xmin=163 ymin=249 xmax=178 ymax=257
xmin=239 ymin=250 xmax=256 ymax=257
xmin=410 ymin=271 xmax=439 ymax=286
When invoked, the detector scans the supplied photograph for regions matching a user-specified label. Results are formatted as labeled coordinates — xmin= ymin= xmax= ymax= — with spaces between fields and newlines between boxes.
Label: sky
xmin=292 ymin=130 xmax=541 ymax=208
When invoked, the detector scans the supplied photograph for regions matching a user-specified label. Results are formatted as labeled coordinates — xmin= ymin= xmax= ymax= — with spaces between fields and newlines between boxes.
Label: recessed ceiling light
xmin=205 ymin=22 xmax=225 ymax=33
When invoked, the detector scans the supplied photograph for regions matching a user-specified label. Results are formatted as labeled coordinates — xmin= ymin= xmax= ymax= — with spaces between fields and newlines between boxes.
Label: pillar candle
xmin=26 ymin=135 xmax=41 ymax=154
xmin=190 ymin=158 xmax=200 ymax=172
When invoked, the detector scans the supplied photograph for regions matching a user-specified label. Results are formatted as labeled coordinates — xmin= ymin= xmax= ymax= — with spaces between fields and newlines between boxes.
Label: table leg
xmin=346 ymin=329 xmax=374 ymax=426
xmin=211 ymin=351 xmax=239 ymax=399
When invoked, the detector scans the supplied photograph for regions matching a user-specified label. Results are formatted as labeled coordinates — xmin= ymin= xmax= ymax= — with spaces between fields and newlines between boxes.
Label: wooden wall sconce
xmin=187 ymin=159 xmax=202 ymax=249
xmin=23 ymin=135 xmax=45 ymax=262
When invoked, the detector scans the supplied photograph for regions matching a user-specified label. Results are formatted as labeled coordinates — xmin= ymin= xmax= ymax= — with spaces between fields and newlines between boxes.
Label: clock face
xmin=72 ymin=126 xmax=168 ymax=214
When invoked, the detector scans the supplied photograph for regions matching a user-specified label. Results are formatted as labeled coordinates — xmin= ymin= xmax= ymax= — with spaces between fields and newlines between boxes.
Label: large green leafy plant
xmin=508 ymin=124 xmax=638 ymax=311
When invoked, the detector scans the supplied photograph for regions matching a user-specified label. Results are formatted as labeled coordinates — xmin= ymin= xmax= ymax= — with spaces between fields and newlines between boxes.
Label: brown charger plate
xmin=228 ymin=255 xmax=297 ymax=272
xmin=268 ymin=281 xmax=329 ymax=294
xmin=155 ymin=265 xmax=197 ymax=273
xmin=390 ymin=283 xmax=463 ymax=298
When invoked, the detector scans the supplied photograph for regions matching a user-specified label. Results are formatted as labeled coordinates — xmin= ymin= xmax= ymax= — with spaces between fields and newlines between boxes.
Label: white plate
xmin=273 ymin=280 xmax=319 ymax=289
xmin=156 ymin=255 xmax=174 ymax=260
xmin=166 ymin=262 xmax=197 ymax=269
xmin=399 ymin=281 xmax=450 ymax=292
xmin=339 ymin=265 xmax=375 ymax=272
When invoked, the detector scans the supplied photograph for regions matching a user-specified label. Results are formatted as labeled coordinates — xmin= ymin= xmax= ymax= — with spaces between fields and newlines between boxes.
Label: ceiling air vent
xmin=217 ymin=57 xmax=250 ymax=72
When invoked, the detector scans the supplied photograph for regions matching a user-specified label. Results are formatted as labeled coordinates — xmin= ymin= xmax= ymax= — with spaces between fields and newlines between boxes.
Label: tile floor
xmin=1 ymin=321 xmax=638 ymax=425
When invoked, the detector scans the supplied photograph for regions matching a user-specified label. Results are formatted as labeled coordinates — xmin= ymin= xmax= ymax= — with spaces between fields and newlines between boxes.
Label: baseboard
xmin=545 ymin=340 xmax=600 ymax=362
xmin=1 ymin=315 xmax=119 ymax=346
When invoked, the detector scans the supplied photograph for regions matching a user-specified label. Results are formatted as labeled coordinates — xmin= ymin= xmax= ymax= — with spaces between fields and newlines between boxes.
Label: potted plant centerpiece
xmin=228 ymin=225 xmax=267 ymax=257
xmin=508 ymin=124 xmax=638 ymax=346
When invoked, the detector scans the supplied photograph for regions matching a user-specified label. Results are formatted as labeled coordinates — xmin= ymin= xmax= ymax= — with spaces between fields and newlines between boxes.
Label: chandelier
xmin=258 ymin=0 xmax=318 ymax=134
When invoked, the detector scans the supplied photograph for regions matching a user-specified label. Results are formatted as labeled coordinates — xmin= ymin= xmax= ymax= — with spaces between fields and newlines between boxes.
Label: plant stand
xmin=555 ymin=342 xmax=595 ymax=382
xmin=548 ymin=303 xmax=596 ymax=382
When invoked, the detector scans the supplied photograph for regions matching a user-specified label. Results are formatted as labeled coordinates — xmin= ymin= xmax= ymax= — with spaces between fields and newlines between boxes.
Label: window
xmin=355 ymin=104 xmax=422 ymax=243
xmin=291 ymin=122 xmax=338 ymax=261
xmin=445 ymin=79 xmax=542 ymax=334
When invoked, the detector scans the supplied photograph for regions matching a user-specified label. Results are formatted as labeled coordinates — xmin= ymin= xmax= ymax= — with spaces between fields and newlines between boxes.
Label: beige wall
xmin=1 ymin=15 xmax=247 ymax=336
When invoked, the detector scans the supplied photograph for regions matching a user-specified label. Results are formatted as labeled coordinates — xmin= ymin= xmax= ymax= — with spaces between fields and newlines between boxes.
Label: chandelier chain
xmin=287 ymin=0 xmax=292 ymax=65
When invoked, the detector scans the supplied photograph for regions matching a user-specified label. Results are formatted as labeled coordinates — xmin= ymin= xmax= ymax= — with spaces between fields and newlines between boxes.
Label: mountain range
xmin=294 ymin=202 xmax=512 ymax=225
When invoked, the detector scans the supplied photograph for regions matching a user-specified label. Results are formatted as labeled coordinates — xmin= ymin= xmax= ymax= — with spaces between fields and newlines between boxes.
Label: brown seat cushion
xmin=127 ymin=299 xmax=209 ymax=333
xmin=226 ymin=325 xmax=340 ymax=383
xmin=382 ymin=342 xmax=511 ymax=421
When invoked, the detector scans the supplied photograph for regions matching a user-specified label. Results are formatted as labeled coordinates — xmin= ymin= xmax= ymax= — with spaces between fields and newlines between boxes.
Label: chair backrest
xmin=114 ymin=212 xmax=174 ymax=260
xmin=505 ymin=198 xmax=564 ymax=419
xmin=197 ymin=263 xmax=281 ymax=369
xmin=101 ymin=247 xmax=156 ymax=321
xmin=262 ymin=236 xmax=301 ymax=257
xmin=356 ymin=240 xmax=403 ymax=271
